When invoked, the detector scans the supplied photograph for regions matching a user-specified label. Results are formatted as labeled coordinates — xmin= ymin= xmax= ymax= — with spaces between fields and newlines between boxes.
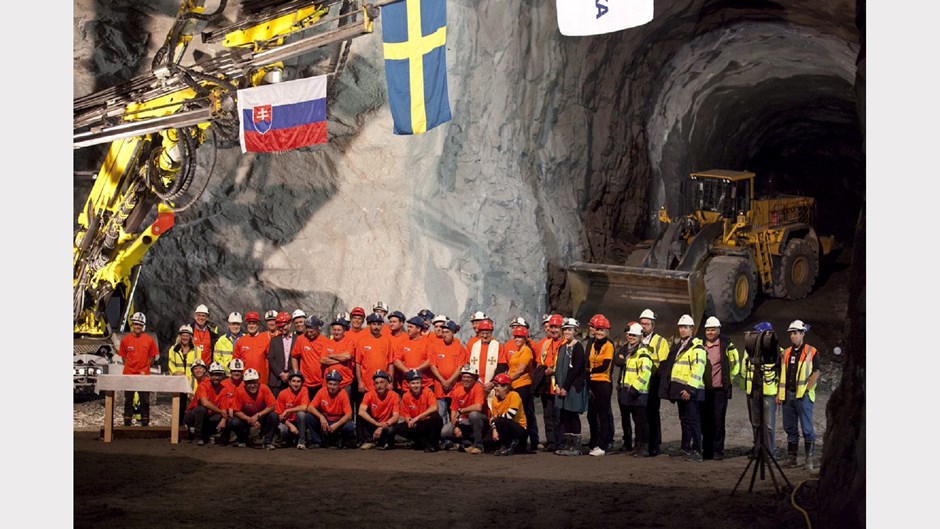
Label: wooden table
xmin=95 ymin=374 xmax=194 ymax=444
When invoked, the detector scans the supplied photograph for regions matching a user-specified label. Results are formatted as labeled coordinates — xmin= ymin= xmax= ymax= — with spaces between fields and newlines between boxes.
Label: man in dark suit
xmin=267 ymin=311 xmax=296 ymax=397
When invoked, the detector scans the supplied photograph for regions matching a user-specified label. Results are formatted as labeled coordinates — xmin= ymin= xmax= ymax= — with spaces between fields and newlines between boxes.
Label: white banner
xmin=557 ymin=0 xmax=655 ymax=36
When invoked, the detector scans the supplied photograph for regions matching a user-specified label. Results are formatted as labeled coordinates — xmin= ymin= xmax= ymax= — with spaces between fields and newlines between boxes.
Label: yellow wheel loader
xmin=567 ymin=169 xmax=837 ymax=334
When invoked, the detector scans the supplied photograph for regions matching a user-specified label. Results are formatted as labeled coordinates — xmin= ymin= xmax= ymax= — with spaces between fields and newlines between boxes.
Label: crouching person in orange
xmin=357 ymin=370 xmax=401 ymax=450
xmin=276 ymin=371 xmax=315 ymax=449
xmin=308 ymin=370 xmax=356 ymax=448
xmin=184 ymin=362 xmax=231 ymax=445
xmin=393 ymin=369 xmax=444 ymax=452
xmin=488 ymin=373 xmax=528 ymax=456
xmin=230 ymin=368 xmax=279 ymax=449
xmin=442 ymin=364 xmax=487 ymax=454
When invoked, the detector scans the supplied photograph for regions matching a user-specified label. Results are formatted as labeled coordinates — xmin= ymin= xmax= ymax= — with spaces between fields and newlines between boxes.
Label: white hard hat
xmin=228 ymin=312 xmax=243 ymax=323
xmin=470 ymin=311 xmax=488 ymax=322
xmin=627 ymin=323 xmax=643 ymax=336
xmin=243 ymin=368 xmax=260 ymax=382
xmin=178 ymin=324 xmax=194 ymax=335
xmin=562 ymin=317 xmax=580 ymax=329
xmin=541 ymin=314 xmax=551 ymax=324
xmin=509 ymin=317 xmax=530 ymax=329
xmin=208 ymin=362 xmax=225 ymax=374
xmin=788 ymin=320 xmax=807 ymax=332
xmin=191 ymin=358 xmax=207 ymax=369
xmin=292 ymin=309 xmax=307 ymax=320
xmin=264 ymin=310 xmax=278 ymax=320
xmin=639 ymin=309 xmax=656 ymax=321
xmin=373 ymin=301 xmax=389 ymax=312
xmin=431 ymin=314 xmax=449 ymax=324
xmin=130 ymin=312 xmax=146 ymax=325
xmin=228 ymin=358 xmax=245 ymax=371
xmin=704 ymin=316 xmax=721 ymax=329
xmin=194 ymin=304 xmax=209 ymax=315
xmin=677 ymin=314 xmax=694 ymax=327
xmin=459 ymin=364 xmax=480 ymax=376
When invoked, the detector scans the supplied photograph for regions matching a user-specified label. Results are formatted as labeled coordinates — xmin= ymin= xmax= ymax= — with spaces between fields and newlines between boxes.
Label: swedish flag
xmin=382 ymin=0 xmax=452 ymax=135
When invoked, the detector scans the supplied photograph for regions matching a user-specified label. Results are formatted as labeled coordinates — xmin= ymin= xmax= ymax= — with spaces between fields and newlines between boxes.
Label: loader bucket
xmin=566 ymin=262 xmax=707 ymax=339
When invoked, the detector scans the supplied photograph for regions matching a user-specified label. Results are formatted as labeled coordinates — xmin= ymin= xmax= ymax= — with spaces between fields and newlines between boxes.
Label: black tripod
xmin=732 ymin=363 xmax=791 ymax=495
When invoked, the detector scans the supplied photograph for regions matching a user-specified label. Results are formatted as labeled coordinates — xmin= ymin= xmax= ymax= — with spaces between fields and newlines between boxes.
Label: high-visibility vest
xmin=214 ymin=333 xmax=242 ymax=374
xmin=741 ymin=350 xmax=780 ymax=397
xmin=778 ymin=344 xmax=818 ymax=402
xmin=670 ymin=338 xmax=706 ymax=390
xmin=643 ymin=333 xmax=670 ymax=371
xmin=167 ymin=344 xmax=202 ymax=392
xmin=621 ymin=344 xmax=653 ymax=393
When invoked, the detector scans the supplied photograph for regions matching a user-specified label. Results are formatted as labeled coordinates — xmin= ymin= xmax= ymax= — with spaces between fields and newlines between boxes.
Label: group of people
xmin=116 ymin=302 xmax=820 ymax=467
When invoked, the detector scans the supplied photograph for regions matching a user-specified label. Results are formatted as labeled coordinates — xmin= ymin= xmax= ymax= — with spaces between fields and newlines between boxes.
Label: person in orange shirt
xmin=372 ymin=301 xmax=391 ymax=336
xmin=488 ymin=373 xmax=528 ymax=456
xmin=230 ymin=368 xmax=278 ymax=449
xmin=430 ymin=314 xmax=449 ymax=340
xmin=535 ymin=314 xmax=564 ymax=451
xmin=264 ymin=310 xmax=279 ymax=337
xmin=393 ymin=370 xmax=444 ymax=452
xmin=307 ymin=370 xmax=356 ymax=448
xmin=503 ymin=317 xmax=529 ymax=358
xmin=466 ymin=319 xmax=508 ymax=396
xmin=429 ymin=320 xmax=468 ymax=426
xmin=417 ymin=309 xmax=436 ymax=342
xmin=508 ymin=325 xmax=540 ymax=452
xmin=464 ymin=311 xmax=489 ymax=352
xmin=291 ymin=309 xmax=307 ymax=336
xmin=586 ymin=314 xmax=615 ymax=457
xmin=184 ymin=362 xmax=232 ymax=446
xmin=347 ymin=306 xmax=367 ymax=340
xmin=118 ymin=312 xmax=159 ymax=426
xmin=357 ymin=370 xmax=401 ymax=450
xmin=275 ymin=371 xmax=314 ymax=449
xmin=442 ymin=364 xmax=487 ymax=454
xmin=393 ymin=316 xmax=434 ymax=392
xmin=233 ymin=311 xmax=271 ymax=385
xmin=290 ymin=316 xmax=329 ymax=399
xmin=191 ymin=304 xmax=218 ymax=365
xmin=355 ymin=314 xmax=394 ymax=395
xmin=322 ymin=317 xmax=356 ymax=398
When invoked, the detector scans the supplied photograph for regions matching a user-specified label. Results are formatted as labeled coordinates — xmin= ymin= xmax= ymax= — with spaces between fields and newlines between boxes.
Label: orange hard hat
xmin=512 ymin=326 xmax=529 ymax=338
xmin=477 ymin=319 xmax=494 ymax=331
xmin=547 ymin=314 xmax=564 ymax=327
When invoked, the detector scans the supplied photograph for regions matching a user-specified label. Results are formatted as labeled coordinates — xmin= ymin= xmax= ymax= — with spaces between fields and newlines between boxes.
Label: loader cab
xmin=686 ymin=169 xmax=754 ymax=223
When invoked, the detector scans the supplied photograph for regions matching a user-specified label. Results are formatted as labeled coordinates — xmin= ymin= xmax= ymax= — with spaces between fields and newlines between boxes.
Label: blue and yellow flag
xmin=382 ymin=0 xmax=452 ymax=135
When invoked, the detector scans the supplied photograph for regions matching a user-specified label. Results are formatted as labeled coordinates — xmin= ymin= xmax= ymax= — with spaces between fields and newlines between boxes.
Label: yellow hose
xmin=790 ymin=478 xmax=818 ymax=529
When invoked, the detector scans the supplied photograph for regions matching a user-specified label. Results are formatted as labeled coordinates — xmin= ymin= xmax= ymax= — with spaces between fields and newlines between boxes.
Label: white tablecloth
xmin=95 ymin=374 xmax=193 ymax=394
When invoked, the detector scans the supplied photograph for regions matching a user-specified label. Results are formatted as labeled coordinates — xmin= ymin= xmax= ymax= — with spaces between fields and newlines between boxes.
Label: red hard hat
xmin=493 ymin=373 xmax=512 ymax=385
xmin=245 ymin=311 xmax=261 ymax=323
xmin=512 ymin=326 xmax=529 ymax=338
xmin=547 ymin=314 xmax=564 ymax=326
xmin=593 ymin=315 xmax=611 ymax=329
xmin=589 ymin=314 xmax=603 ymax=328
xmin=275 ymin=311 xmax=291 ymax=325
xmin=350 ymin=307 xmax=366 ymax=317
xmin=477 ymin=319 xmax=494 ymax=331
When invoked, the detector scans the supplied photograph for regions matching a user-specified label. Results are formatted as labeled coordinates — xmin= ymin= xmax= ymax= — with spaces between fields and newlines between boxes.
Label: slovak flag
xmin=237 ymin=75 xmax=328 ymax=153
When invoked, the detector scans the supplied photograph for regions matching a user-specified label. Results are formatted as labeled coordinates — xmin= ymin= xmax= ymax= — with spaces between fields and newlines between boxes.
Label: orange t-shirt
xmin=400 ymin=387 xmax=437 ymax=421
xmin=309 ymin=387 xmax=352 ymax=423
xmin=355 ymin=333 xmax=393 ymax=392
xmin=233 ymin=333 xmax=271 ymax=384
xmin=192 ymin=327 xmax=214 ymax=364
xmin=450 ymin=382 xmax=485 ymax=420
xmin=504 ymin=338 xmax=520 ymax=358
xmin=466 ymin=335 xmax=480 ymax=352
xmin=394 ymin=337 xmax=433 ymax=391
xmin=291 ymin=333 xmax=329 ymax=388
xmin=118 ymin=333 xmax=159 ymax=375
xmin=429 ymin=339 xmax=468 ymax=398
xmin=233 ymin=384 xmax=276 ymax=416
xmin=360 ymin=389 xmax=401 ymax=423
xmin=322 ymin=335 xmax=356 ymax=389
xmin=275 ymin=387 xmax=310 ymax=422
xmin=490 ymin=390 xmax=526 ymax=429
xmin=219 ymin=379 xmax=242 ymax=411
xmin=508 ymin=343 xmax=534 ymax=388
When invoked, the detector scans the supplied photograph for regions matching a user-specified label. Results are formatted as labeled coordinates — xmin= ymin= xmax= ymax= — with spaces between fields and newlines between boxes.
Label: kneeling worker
xmin=489 ymin=373 xmax=528 ymax=456
xmin=276 ymin=371 xmax=315 ymax=449
xmin=230 ymin=368 xmax=279 ymax=449
xmin=357 ymin=370 xmax=401 ymax=450
xmin=308 ymin=370 xmax=356 ymax=448
xmin=393 ymin=369 xmax=444 ymax=452
xmin=442 ymin=364 xmax=487 ymax=454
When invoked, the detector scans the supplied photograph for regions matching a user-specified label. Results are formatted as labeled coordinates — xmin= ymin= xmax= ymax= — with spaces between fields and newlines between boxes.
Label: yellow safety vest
xmin=670 ymin=338 xmax=706 ymax=390
xmin=741 ymin=350 xmax=780 ymax=397
xmin=621 ymin=344 xmax=653 ymax=393
xmin=778 ymin=344 xmax=818 ymax=402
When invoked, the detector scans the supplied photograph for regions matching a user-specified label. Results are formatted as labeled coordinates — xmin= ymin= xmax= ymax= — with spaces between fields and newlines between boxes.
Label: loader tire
xmin=705 ymin=256 xmax=757 ymax=323
xmin=776 ymin=238 xmax=818 ymax=300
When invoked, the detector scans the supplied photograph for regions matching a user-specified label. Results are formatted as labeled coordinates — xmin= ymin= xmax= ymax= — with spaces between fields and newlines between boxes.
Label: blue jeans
xmin=781 ymin=393 xmax=815 ymax=444
xmin=437 ymin=398 xmax=451 ymax=424
xmin=278 ymin=411 xmax=316 ymax=445
xmin=747 ymin=395 xmax=777 ymax=456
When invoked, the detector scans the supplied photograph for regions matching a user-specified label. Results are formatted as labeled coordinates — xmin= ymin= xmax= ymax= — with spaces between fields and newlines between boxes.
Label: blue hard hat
xmin=406 ymin=316 xmax=425 ymax=327
xmin=388 ymin=310 xmax=406 ymax=321
xmin=305 ymin=315 xmax=323 ymax=328
xmin=372 ymin=370 xmax=390 ymax=381
xmin=366 ymin=313 xmax=384 ymax=324
xmin=405 ymin=369 xmax=422 ymax=382
xmin=444 ymin=320 xmax=460 ymax=333
xmin=325 ymin=370 xmax=342 ymax=382
xmin=753 ymin=322 xmax=773 ymax=332
xmin=418 ymin=309 xmax=435 ymax=320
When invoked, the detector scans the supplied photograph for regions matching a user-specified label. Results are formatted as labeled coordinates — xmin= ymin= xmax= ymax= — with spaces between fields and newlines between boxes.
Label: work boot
xmin=784 ymin=442 xmax=799 ymax=467
xmin=804 ymin=441 xmax=816 ymax=471
xmin=633 ymin=442 xmax=648 ymax=458
xmin=555 ymin=434 xmax=571 ymax=456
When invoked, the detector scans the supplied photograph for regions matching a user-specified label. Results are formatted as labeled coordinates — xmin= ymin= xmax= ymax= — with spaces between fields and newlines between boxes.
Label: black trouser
xmin=587 ymin=381 xmax=612 ymax=450
xmin=627 ymin=405 xmax=649 ymax=445
xmin=357 ymin=419 xmax=397 ymax=447
xmin=492 ymin=417 xmax=528 ymax=450
xmin=540 ymin=394 xmax=560 ymax=446
xmin=230 ymin=413 xmax=280 ymax=444
xmin=677 ymin=400 xmax=702 ymax=452
xmin=184 ymin=406 xmax=228 ymax=443
xmin=560 ymin=409 xmax=582 ymax=435
xmin=618 ymin=397 xmax=633 ymax=449
xmin=123 ymin=391 xmax=151 ymax=424
xmin=515 ymin=385 xmax=540 ymax=448
xmin=701 ymin=388 xmax=729 ymax=458
xmin=305 ymin=385 xmax=322 ymax=400
xmin=646 ymin=374 xmax=662 ymax=453
xmin=393 ymin=414 xmax=444 ymax=448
